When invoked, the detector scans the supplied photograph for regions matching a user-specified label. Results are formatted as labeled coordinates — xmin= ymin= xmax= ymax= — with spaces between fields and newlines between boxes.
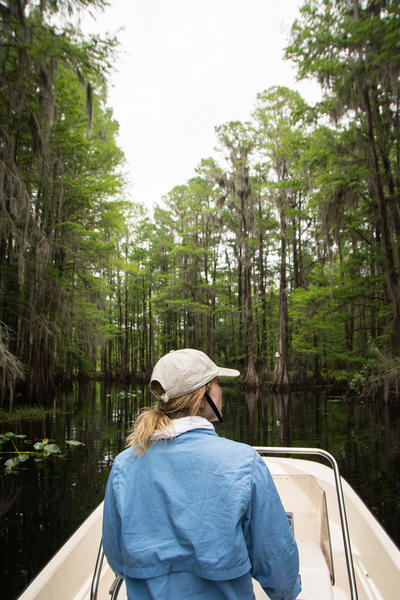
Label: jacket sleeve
xmin=102 ymin=462 xmax=124 ymax=577
xmin=243 ymin=452 xmax=301 ymax=600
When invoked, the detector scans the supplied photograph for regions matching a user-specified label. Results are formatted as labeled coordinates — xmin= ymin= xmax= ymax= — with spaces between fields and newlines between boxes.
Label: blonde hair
xmin=126 ymin=381 xmax=212 ymax=455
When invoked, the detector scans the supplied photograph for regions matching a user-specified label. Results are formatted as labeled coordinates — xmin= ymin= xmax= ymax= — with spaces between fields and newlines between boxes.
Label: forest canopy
xmin=1 ymin=0 xmax=400 ymax=406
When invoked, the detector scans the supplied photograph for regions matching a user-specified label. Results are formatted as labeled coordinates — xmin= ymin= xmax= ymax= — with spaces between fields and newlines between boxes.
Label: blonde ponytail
xmin=126 ymin=382 xmax=209 ymax=455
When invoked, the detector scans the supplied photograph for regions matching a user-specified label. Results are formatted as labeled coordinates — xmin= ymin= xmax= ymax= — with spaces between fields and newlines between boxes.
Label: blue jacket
xmin=103 ymin=429 xmax=300 ymax=600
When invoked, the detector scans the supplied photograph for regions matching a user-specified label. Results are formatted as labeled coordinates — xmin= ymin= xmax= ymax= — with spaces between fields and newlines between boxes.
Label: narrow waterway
xmin=1 ymin=382 xmax=399 ymax=600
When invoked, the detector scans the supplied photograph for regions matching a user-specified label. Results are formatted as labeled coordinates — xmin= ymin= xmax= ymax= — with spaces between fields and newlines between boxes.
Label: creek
xmin=1 ymin=382 xmax=399 ymax=600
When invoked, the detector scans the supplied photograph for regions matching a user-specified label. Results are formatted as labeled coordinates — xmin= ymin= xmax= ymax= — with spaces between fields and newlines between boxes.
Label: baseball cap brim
xmin=217 ymin=367 xmax=240 ymax=378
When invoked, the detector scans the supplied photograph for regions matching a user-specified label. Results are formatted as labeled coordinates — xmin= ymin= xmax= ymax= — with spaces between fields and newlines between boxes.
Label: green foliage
xmin=1 ymin=0 xmax=399 ymax=401
xmin=0 ymin=406 xmax=56 ymax=423
xmin=0 ymin=0 xmax=126 ymax=402
xmin=0 ymin=432 xmax=84 ymax=472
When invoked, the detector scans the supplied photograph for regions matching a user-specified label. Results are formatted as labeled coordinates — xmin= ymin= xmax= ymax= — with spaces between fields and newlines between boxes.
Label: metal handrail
xmin=90 ymin=540 xmax=104 ymax=600
xmin=91 ymin=538 xmax=124 ymax=600
xmin=110 ymin=575 xmax=124 ymax=599
xmin=254 ymin=446 xmax=358 ymax=600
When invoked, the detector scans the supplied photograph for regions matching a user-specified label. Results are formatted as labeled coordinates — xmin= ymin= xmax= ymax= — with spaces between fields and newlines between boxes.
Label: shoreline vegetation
xmin=1 ymin=1 xmax=400 ymax=408
xmin=0 ymin=406 xmax=58 ymax=423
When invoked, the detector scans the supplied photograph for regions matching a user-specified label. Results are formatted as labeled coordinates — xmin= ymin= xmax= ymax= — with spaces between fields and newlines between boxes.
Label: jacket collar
xmin=152 ymin=416 xmax=215 ymax=441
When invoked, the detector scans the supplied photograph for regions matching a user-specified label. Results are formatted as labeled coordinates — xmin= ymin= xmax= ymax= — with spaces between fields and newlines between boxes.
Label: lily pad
xmin=43 ymin=443 xmax=61 ymax=455
xmin=5 ymin=456 xmax=21 ymax=470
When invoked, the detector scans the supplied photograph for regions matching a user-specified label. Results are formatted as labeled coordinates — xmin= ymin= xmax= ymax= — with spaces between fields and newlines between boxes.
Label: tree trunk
xmin=258 ymin=199 xmax=269 ymax=381
xmin=243 ymin=253 xmax=258 ymax=387
xmin=272 ymin=202 xmax=289 ymax=389
xmin=362 ymin=86 xmax=400 ymax=350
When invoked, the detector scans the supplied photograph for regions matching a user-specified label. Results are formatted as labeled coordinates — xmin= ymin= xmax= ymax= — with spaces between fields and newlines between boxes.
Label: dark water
xmin=1 ymin=383 xmax=399 ymax=600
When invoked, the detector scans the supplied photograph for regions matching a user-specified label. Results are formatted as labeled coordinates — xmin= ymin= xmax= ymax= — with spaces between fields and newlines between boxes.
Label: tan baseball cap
xmin=150 ymin=348 xmax=240 ymax=402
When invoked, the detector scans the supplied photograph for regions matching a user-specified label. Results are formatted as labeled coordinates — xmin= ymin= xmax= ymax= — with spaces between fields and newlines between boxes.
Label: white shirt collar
xmin=152 ymin=416 xmax=215 ymax=441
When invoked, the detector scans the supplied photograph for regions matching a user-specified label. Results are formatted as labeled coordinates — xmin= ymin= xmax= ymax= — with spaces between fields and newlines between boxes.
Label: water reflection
xmin=0 ymin=383 xmax=399 ymax=600
xmin=272 ymin=393 xmax=290 ymax=446
xmin=244 ymin=390 xmax=257 ymax=445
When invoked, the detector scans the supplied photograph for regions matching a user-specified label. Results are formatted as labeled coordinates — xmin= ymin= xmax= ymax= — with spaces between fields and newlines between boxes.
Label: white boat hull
xmin=18 ymin=455 xmax=400 ymax=600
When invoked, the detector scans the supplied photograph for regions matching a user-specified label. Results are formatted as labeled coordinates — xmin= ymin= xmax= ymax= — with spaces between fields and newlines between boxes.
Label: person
xmin=102 ymin=348 xmax=301 ymax=600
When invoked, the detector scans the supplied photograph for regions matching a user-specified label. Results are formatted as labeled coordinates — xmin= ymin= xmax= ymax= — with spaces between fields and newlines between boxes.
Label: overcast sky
xmin=81 ymin=0 xmax=321 ymax=209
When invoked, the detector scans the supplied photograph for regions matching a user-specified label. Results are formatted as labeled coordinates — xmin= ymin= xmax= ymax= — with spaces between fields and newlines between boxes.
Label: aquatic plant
xmin=0 ymin=432 xmax=84 ymax=472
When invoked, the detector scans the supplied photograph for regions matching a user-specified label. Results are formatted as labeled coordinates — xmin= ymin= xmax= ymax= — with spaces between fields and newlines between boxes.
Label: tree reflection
xmin=272 ymin=392 xmax=290 ymax=446
xmin=243 ymin=390 xmax=290 ymax=447
xmin=243 ymin=390 xmax=258 ymax=445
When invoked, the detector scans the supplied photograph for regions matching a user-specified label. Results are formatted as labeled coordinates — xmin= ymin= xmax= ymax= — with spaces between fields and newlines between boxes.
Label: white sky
xmin=81 ymin=0 xmax=321 ymax=209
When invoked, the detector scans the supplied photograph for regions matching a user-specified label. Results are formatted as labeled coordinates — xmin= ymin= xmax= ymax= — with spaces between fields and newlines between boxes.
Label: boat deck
xmin=18 ymin=455 xmax=400 ymax=600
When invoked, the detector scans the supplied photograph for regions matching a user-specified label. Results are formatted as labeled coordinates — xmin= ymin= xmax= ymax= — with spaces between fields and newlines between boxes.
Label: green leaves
xmin=0 ymin=432 xmax=27 ymax=445
xmin=0 ymin=0 xmax=127 ymax=404
xmin=1 ymin=0 xmax=398 ymax=402
xmin=43 ymin=444 xmax=61 ymax=456
xmin=5 ymin=456 xmax=26 ymax=471
xmin=33 ymin=442 xmax=61 ymax=455
xmin=1 ymin=433 xmax=84 ymax=472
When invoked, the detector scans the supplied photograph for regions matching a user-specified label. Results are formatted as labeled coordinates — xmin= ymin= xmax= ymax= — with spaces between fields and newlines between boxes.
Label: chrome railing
xmin=90 ymin=541 xmax=104 ymax=600
xmin=90 ymin=541 xmax=123 ymax=600
xmin=254 ymin=446 xmax=358 ymax=600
